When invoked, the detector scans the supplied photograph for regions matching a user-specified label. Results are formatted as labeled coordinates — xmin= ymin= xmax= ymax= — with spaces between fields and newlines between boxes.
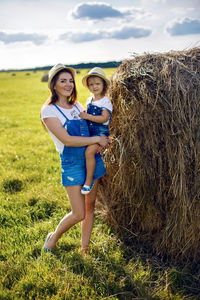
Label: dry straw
xmin=97 ymin=48 xmax=200 ymax=263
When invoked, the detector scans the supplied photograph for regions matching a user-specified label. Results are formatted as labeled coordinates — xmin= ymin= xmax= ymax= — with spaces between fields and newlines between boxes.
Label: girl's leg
xmin=84 ymin=144 xmax=99 ymax=186
xmin=44 ymin=185 xmax=85 ymax=250
xmin=81 ymin=179 xmax=98 ymax=253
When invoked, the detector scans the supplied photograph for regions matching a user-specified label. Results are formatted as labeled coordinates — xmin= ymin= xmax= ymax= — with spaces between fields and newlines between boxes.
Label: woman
xmin=41 ymin=63 xmax=109 ymax=254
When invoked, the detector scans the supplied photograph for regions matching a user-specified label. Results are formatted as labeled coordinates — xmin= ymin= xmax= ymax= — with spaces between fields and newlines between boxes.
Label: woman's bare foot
xmin=81 ymin=247 xmax=89 ymax=255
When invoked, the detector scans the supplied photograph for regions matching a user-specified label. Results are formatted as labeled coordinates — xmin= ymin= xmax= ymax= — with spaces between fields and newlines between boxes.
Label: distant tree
xmin=0 ymin=60 xmax=122 ymax=73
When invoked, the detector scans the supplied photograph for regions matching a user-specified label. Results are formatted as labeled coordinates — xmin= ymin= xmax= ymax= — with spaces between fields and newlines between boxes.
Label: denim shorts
xmin=88 ymin=123 xmax=109 ymax=137
xmin=60 ymin=153 xmax=106 ymax=186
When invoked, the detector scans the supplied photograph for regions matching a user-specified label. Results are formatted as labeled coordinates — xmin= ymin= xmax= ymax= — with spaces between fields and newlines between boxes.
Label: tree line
xmin=0 ymin=61 xmax=122 ymax=73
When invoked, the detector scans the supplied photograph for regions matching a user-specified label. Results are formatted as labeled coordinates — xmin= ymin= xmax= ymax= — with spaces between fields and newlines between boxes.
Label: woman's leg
xmin=44 ymin=185 xmax=85 ymax=250
xmin=84 ymin=144 xmax=99 ymax=186
xmin=81 ymin=179 xmax=98 ymax=253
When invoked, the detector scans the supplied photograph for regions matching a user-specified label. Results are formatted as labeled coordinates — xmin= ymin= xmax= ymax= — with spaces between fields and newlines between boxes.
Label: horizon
xmin=0 ymin=60 xmax=122 ymax=72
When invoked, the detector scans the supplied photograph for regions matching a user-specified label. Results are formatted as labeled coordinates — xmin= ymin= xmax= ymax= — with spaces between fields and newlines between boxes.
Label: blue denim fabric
xmin=60 ymin=153 xmax=106 ymax=186
xmin=87 ymin=103 xmax=110 ymax=137
xmin=53 ymin=104 xmax=106 ymax=186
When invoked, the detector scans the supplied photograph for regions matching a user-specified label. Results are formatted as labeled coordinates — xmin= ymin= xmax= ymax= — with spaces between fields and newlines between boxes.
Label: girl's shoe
xmin=81 ymin=181 xmax=94 ymax=195
xmin=42 ymin=232 xmax=54 ymax=253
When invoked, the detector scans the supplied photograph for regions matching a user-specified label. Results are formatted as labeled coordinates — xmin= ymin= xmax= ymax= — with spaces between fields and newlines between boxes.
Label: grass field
xmin=0 ymin=69 xmax=199 ymax=299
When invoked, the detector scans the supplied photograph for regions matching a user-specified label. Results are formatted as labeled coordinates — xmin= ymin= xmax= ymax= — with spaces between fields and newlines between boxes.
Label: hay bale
xmin=98 ymin=48 xmax=200 ymax=263
xmin=41 ymin=72 xmax=48 ymax=82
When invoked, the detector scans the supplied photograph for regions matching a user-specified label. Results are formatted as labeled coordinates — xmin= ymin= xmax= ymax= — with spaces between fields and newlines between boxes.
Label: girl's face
xmin=54 ymin=72 xmax=74 ymax=99
xmin=87 ymin=76 xmax=104 ymax=98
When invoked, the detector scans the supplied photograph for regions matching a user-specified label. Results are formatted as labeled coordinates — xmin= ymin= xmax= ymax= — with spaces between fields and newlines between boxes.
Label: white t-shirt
xmin=41 ymin=101 xmax=85 ymax=153
xmin=86 ymin=96 xmax=113 ymax=125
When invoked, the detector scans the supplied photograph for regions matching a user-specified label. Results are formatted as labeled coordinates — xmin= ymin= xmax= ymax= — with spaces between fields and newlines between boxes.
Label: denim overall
xmin=54 ymin=104 xmax=106 ymax=186
xmin=87 ymin=101 xmax=112 ymax=137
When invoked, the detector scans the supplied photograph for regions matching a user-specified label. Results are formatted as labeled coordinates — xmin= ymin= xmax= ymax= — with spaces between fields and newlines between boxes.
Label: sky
xmin=0 ymin=0 xmax=200 ymax=70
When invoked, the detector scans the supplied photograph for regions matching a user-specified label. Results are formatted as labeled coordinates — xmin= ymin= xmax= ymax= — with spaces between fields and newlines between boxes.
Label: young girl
xmin=80 ymin=67 xmax=113 ymax=195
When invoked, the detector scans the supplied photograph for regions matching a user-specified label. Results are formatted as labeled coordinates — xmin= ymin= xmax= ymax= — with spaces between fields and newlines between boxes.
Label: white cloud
xmin=109 ymin=26 xmax=151 ymax=39
xmin=171 ymin=7 xmax=195 ymax=16
xmin=166 ymin=17 xmax=200 ymax=36
xmin=60 ymin=25 xmax=152 ymax=43
xmin=0 ymin=31 xmax=48 ymax=45
xmin=71 ymin=2 xmax=123 ymax=19
xmin=70 ymin=2 xmax=145 ymax=21
xmin=60 ymin=31 xmax=105 ymax=43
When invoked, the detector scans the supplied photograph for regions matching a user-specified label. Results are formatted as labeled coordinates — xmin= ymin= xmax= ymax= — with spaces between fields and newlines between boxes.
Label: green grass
xmin=0 ymin=70 xmax=199 ymax=299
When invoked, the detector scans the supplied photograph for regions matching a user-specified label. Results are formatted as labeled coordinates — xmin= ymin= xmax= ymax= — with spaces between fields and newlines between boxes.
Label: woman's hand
xmin=96 ymin=136 xmax=110 ymax=153
xmin=99 ymin=136 xmax=110 ymax=148
xmin=96 ymin=145 xmax=103 ymax=153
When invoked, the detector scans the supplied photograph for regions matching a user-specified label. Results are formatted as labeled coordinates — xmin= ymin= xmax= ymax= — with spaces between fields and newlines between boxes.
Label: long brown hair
xmin=41 ymin=69 xmax=77 ymax=130
xmin=46 ymin=69 xmax=77 ymax=105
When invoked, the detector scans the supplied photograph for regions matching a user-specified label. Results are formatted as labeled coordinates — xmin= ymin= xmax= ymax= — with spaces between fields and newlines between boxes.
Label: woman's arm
xmin=43 ymin=117 xmax=108 ymax=147
xmin=79 ymin=109 xmax=110 ymax=123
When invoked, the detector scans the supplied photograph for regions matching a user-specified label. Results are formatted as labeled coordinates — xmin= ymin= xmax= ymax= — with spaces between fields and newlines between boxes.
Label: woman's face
xmin=54 ymin=71 xmax=75 ymax=98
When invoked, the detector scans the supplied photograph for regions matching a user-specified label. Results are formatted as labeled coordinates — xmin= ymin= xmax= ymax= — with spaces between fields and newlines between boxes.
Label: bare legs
xmin=81 ymin=180 xmax=98 ymax=253
xmin=84 ymin=144 xmax=99 ymax=186
xmin=44 ymin=180 xmax=98 ymax=253
xmin=44 ymin=185 xmax=85 ymax=250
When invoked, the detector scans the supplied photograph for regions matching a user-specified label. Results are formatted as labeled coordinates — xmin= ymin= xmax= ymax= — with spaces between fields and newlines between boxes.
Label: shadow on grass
xmin=58 ymin=248 xmax=157 ymax=300
xmin=120 ymin=239 xmax=200 ymax=299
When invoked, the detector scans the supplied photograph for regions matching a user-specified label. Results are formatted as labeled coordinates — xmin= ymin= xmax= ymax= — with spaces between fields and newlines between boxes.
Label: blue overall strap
xmin=53 ymin=104 xmax=69 ymax=121
xmin=74 ymin=104 xmax=81 ymax=113
xmin=89 ymin=99 xmax=111 ymax=116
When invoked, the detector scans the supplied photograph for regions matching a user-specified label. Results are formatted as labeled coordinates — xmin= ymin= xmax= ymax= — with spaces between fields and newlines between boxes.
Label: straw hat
xmin=48 ymin=63 xmax=76 ymax=89
xmin=82 ymin=67 xmax=110 ymax=87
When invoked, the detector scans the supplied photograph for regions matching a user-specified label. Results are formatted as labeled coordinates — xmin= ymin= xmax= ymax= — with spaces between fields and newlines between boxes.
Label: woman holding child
xmin=41 ymin=63 xmax=112 ymax=254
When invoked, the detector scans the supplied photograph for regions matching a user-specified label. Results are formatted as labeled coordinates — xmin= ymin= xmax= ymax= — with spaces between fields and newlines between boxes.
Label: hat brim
xmin=82 ymin=73 xmax=110 ymax=88
xmin=48 ymin=66 xmax=76 ymax=89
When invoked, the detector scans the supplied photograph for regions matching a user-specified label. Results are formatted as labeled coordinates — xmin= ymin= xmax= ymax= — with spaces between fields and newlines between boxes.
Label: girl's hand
xmin=79 ymin=111 xmax=88 ymax=119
